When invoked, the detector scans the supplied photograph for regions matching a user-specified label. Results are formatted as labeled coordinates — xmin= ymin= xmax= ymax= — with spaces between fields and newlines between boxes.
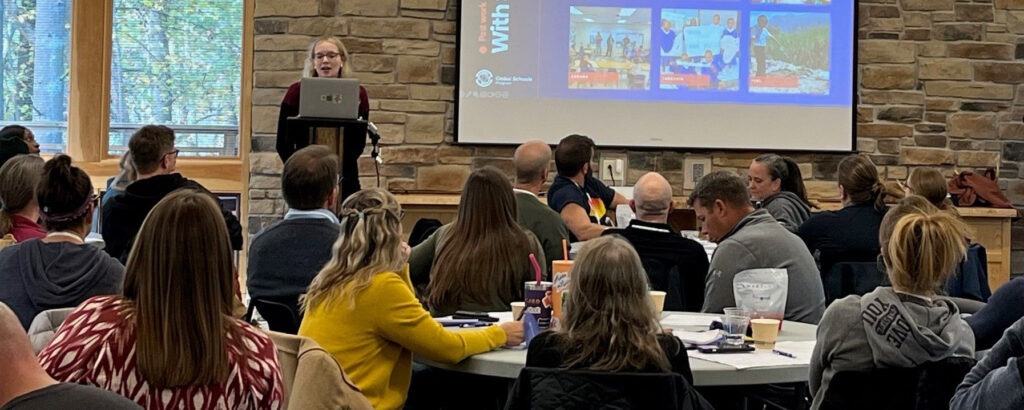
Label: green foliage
xmin=766 ymin=26 xmax=830 ymax=71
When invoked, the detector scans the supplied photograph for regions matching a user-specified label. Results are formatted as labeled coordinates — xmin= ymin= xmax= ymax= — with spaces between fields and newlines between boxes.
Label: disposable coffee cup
xmin=524 ymin=281 xmax=553 ymax=330
xmin=751 ymin=318 xmax=781 ymax=350
xmin=649 ymin=290 xmax=667 ymax=318
xmin=511 ymin=301 xmax=526 ymax=320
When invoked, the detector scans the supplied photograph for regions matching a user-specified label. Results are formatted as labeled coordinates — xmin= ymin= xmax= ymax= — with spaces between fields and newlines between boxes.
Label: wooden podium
xmin=286 ymin=116 xmax=370 ymax=201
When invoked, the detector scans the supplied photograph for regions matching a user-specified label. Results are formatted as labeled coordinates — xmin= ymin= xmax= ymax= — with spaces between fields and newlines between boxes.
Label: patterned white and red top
xmin=38 ymin=296 xmax=284 ymax=410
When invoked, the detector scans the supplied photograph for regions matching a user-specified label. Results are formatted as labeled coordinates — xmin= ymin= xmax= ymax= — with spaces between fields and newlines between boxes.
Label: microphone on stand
xmin=366 ymin=120 xmax=383 ymax=187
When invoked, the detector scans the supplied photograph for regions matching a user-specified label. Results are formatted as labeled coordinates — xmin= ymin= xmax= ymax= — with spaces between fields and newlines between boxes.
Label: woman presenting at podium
xmin=277 ymin=36 xmax=370 ymax=199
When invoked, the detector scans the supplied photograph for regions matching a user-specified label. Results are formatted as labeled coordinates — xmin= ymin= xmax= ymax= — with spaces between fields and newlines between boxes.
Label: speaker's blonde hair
xmin=302 ymin=189 xmax=405 ymax=312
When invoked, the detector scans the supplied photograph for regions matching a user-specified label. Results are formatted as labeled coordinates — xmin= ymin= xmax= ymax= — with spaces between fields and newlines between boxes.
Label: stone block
xmin=249 ymin=199 xmax=278 ymax=216
xmin=915 ymin=124 xmax=947 ymax=133
xmin=925 ymin=98 xmax=960 ymax=111
xmin=871 ymin=5 xmax=902 ymax=17
xmin=379 ymin=146 xmax=439 ymax=164
xmin=858 ymin=124 xmax=915 ymax=137
xmin=372 ymin=111 xmax=407 ymax=124
xmin=861 ymin=65 xmax=917 ymax=89
xmin=1005 ymin=142 xmax=1024 ymax=161
xmin=250 ymin=152 xmax=283 ymax=174
xmin=349 ymin=18 xmax=430 ymax=39
xmin=472 ymin=157 xmax=516 ymax=177
xmin=255 ymin=0 xmax=320 ymax=17
xmin=902 ymin=147 xmax=956 ymax=165
xmin=441 ymin=65 xmax=456 ymax=85
xmin=363 ymin=84 xmax=410 ymax=99
xmin=948 ymin=113 xmax=999 ymax=138
xmin=254 ymin=19 xmax=289 ymax=34
xmin=870 ymin=154 xmax=901 ymax=165
xmin=350 ymin=54 xmax=396 ymax=72
xmin=1000 ymin=123 xmax=1024 ymax=139
xmin=995 ymin=0 xmax=1024 ymax=9
xmin=251 ymin=175 xmax=282 ymax=190
xmin=924 ymin=81 xmax=1015 ymax=100
xmin=382 ymin=39 xmax=442 ymax=56
xmin=860 ymin=91 xmax=925 ymax=105
xmin=974 ymin=62 xmax=1024 ymax=84
xmin=931 ymin=23 xmax=984 ymax=40
xmin=956 ymin=4 xmax=996 ymax=21
xmin=961 ymin=101 xmax=1012 ymax=112
xmin=388 ymin=178 xmax=416 ymax=192
xmin=288 ymin=17 xmax=347 ymax=36
xmin=417 ymin=165 xmax=471 ymax=191
xmin=252 ymin=88 xmax=287 ymax=106
xmin=926 ymin=112 xmax=948 ymax=123
xmin=254 ymin=51 xmax=306 ymax=71
xmin=348 ymin=71 xmax=396 ymax=84
xmin=409 ymin=85 xmax=455 ymax=101
xmin=901 ymin=0 xmax=955 ymax=10
xmin=442 ymin=45 xmax=456 ymax=64
xmin=859 ymin=41 xmax=917 ymax=63
xmin=904 ymin=12 xmax=933 ymax=26
xmin=806 ymin=181 xmax=841 ymax=201
xmin=434 ymin=22 xmax=456 ymax=35
xmin=918 ymin=58 xmax=972 ymax=80
xmin=1008 ymin=11 xmax=1024 ymax=33
xmin=402 ymin=0 xmax=447 ymax=10
xmin=957 ymin=151 xmax=1001 ymax=167
xmin=858 ymin=107 xmax=874 ymax=122
xmin=902 ymin=29 xmax=932 ymax=41
xmin=917 ymin=43 xmax=946 ymax=57
xmin=914 ymin=134 xmax=947 ymax=147
xmin=405 ymin=114 xmax=445 ymax=143
xmin=438 ymin=146 xmax=475 ymax=164
xmin=865 ymin=18 xmax=905 ymax=31
xmin=397 ymin=56 xmax=440 ymax=83
xmin=379 ymin=100 xmax=447 ymax=112
xmin=338 ymin=0 xmax=399 ymax=16
xmin=948 ymin=42 xmax=1015 ymax=59
xmin=341 ymin=38 xmax=384 ymax=53
xmin=877 ymin=106 xmax=924 ymax=122
xmin=858 ymin=138 xmax=878 ymax=153
xmin=252 ymin=106 xmax=280 ymax=134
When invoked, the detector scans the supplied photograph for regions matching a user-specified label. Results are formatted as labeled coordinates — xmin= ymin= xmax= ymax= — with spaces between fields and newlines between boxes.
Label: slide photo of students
xmin=569 ymin=6 xmax=652 ymax=90
xmin=658 ymin=9 xmax=740 ymax=91
xmin=749 ymin=12 xmax=831 ymax=94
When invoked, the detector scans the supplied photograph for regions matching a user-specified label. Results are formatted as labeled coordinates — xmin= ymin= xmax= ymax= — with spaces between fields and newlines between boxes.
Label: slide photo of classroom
xmin=749 ymin=12 xmax=831 ymax=94
xmin=568 ymin=6 xmax=652 ymax=90
xmin=658 ymin=9 xmax=740 ymax=91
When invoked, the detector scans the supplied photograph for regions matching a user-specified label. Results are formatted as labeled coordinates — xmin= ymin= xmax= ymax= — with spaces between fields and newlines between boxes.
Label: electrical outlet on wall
xmin=601 ymin=158 xmax=625 ymax=184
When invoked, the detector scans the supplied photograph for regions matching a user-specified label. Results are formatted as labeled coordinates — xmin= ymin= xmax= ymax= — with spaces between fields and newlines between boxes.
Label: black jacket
xmin=505 ymin=367 xmax=713 ymax=410
xmin=603 ymin=220 xmax=708 ymax=312
xmin=101 ymin=173 xmax=243 ymax=262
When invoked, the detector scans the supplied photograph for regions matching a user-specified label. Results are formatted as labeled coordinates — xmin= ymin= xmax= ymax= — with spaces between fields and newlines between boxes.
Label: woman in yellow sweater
xmin=299 ymin=188 xmax=524 ymax=410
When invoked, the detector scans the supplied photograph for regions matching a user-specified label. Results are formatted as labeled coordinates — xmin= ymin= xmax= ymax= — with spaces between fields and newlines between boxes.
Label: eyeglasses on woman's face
xmin=314 ymin=52 xmax=341 ymax=61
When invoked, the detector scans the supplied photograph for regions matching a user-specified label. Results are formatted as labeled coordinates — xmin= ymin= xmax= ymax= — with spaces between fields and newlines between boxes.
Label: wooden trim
xmin=238 ymin=0 xmax=255 ymax=274
xmin=67 ymin=0 xmax=113 ymax=162
xmin=79 ymin=159 xmax=243 ymax=194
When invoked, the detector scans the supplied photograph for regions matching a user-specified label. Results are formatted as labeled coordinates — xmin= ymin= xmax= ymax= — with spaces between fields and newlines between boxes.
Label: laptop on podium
xmin=299 ymin=77 xmax=361 ymax=120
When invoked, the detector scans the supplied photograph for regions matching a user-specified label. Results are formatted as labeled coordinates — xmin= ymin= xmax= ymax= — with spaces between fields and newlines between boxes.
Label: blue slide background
xmin=539 ymin=0 xmax=853 ymax=107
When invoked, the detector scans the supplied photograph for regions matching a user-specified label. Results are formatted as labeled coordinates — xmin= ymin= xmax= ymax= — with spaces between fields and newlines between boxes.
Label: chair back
xmin=247 ymin=298 xmax=301 ymax=334
xmin=266 ymin=331 xmax=373 ymax=410
xmin=27 ymin=307 xmax=74 ymax=354
xmin=505 ymin=367 xmax=713 ymax=410
xmin=945 ymin=243 xmax=990 ymax=302
xmin=820 ymin=356 xmax=976 ymax=410
xmin=822 ymin=261 xmax=888 ymax=306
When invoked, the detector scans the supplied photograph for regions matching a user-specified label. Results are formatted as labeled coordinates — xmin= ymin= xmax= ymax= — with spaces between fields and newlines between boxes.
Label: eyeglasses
xmin=314 ymin=52 xmax=341 ymax=60
xmin=163 ymin=149 xmax=180 ymax=159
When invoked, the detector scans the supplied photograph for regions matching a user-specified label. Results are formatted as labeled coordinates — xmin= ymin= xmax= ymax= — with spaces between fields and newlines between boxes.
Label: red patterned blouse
xmin=38 ymin=296 xmax=284 ymax=410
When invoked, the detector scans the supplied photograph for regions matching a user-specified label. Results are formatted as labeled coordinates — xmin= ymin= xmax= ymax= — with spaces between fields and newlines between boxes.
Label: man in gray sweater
xmin=688 ymin=171 xmax=825 ymax=324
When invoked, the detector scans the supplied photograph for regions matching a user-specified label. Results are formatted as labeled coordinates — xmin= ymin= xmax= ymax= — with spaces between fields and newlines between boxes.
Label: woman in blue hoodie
xmin=0 ymin=155 xmax=124 ymax=329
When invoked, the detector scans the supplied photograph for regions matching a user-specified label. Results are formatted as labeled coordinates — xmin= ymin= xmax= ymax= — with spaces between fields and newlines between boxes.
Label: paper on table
xmin=688 ymin=340 xmax=816 ymax=370
xmin=674 ymin=329 xmax=721 ymax=345
xmin=434 ymin=317 xmax=479 ymax=326
xmin=661 ymin=314 xmax=717 ymax=328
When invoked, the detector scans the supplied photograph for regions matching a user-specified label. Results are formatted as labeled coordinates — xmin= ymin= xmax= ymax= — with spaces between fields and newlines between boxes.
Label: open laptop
xmin=299 ymin=77 xmax=361 ymax=119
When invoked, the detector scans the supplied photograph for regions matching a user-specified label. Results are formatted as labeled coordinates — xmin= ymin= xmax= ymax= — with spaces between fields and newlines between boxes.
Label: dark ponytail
xmin=37 ymin=154 xmax=94 ymax=232
xmin=754 ymin=153 xmax=811 ymax=206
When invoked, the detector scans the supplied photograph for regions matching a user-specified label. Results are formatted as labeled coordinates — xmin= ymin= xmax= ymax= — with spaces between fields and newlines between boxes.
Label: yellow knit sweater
xmin=299 ymin=266 xmax=506 ymax=410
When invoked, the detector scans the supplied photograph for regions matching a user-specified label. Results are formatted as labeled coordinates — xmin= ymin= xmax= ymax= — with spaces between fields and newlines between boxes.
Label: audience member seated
xmin=409 ymin=167 xmax=545 ymax=315
xmin=101 ymin=151 xmax=137 ymax=209
xmin=798 ymin=154 xmax=891 ymax=279
xmin=101 ymin=125 xmax=243 ymax=262
xmin=527 ymin=235 xmax=697 ymax=383
xmin=39 ymin=190 xmax=284 ymax=409
xmin=951 ymin=315 xmax=1024 ymax=409
xmin=809 ymin=201 xmax=975 ymax=409
xmin=299 ymin=189 xmax=523 ymax=410
xmin=748 ymin=153 xmax=812 ymax=232
xmin=967 ymin=276 xmax=1024 ymax=350
xmin=603 ymin=172 xmax=708 ymax=312
xmin=0 ymin=302 xmax=140 ymax=410
xmin=689 ymin=171 xmax=824 ymax=323
xmin=547 ymin=134 xmax=628 ymax=241
xmin=248 ymin=145 xmax=341 ymax=315
xmin=905 ymin=167 xmax=956 ymax=211
xmin=0 ymin=155 xmax=124 ymax=329
xmin=0 ymin=125 xmax=37 ymax=169
xmin=0 ymin=155 xmax=45 ymax=242
xmin=513 ymin=140 xmax=570 ymax=270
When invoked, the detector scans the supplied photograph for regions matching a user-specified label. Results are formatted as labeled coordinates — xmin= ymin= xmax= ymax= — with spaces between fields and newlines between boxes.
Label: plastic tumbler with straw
xmin=524 ymin=253 xmax=553 ymax=331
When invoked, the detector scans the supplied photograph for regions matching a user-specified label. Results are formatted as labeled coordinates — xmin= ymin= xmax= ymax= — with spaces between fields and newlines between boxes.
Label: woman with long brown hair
xmin=409 ymin=166 xmax=546 ymax=316
xmin=526 ymin=235 xmax=694 ymax=379
xmin=39 ymin=190 xmax=284 ymax=409
xmin=798 ymin=154 xmax=893 ymax=277
xmin=299 ymin=188 xmax=522 ymax=410
xmin=0 ymin=155 xmax=45 ymax=242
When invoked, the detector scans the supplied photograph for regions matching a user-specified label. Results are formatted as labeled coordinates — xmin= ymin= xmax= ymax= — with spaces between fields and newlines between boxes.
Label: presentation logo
xmin=477 ymin=1 xmax=510 ymax=54
xmin=319 ymin=94 xmax=343 ymax=104
xmin=475 ymin=69 xmax=495 ymax=87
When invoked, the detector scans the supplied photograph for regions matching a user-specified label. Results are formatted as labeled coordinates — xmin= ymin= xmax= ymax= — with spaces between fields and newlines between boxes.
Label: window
xmin=0 ymin=0 xmax=73 ymax=154
xmin=108 ymin=0 xmax=242 ymax=157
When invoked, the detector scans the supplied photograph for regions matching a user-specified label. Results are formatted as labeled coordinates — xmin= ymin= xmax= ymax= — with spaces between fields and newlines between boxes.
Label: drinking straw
xmin=562 ymin=239 xmax=568 ymax=260
xmin=529 ymin=253 xmax=542 ymax=285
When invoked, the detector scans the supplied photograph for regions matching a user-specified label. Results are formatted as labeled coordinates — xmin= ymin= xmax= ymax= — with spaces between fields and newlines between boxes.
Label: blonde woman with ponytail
xmin=299 ymin=188 xmax=524 ymax=410
xmin=808 ymin=196 xmax=975 ymax=409
xmin=798 ymin=154 xmax=892 ymax=277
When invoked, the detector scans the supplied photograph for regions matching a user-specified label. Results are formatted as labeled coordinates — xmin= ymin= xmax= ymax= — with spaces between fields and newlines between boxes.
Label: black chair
xmin=505 ymin=367 xmax=713 ymax=410
xmin=819 ymin=356 xmax=977 ymax=410
xmin=244 ymin=297 xmax=301 ymax=334
xmin=945 ymin=243 xmax=991 ymax=302
xmin=822 ymin=261 xmax=889 ymax=306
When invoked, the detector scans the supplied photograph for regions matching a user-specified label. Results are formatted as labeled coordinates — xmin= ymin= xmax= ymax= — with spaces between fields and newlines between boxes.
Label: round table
xmin=417 ymin=312 xmax=817 ymax=386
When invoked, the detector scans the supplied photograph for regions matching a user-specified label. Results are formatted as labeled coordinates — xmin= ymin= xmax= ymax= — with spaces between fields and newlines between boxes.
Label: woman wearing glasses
xmin=276 ymin=36 xmax=370 ymax=200
xmin=0 ymin=154 xmax=124 ymax=329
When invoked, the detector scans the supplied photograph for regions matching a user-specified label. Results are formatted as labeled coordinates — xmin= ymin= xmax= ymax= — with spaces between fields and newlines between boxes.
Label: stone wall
xmin=249 ymin=0 xmax=1024 ymax=274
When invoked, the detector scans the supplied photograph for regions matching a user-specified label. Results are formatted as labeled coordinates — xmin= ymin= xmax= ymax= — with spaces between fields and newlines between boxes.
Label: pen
xmin=772 ymin=349 xmax=796 ymax=358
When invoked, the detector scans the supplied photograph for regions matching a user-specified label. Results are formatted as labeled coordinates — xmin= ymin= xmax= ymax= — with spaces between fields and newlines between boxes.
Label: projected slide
xmin=458 ymin=0 xmax=855 ymax=151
